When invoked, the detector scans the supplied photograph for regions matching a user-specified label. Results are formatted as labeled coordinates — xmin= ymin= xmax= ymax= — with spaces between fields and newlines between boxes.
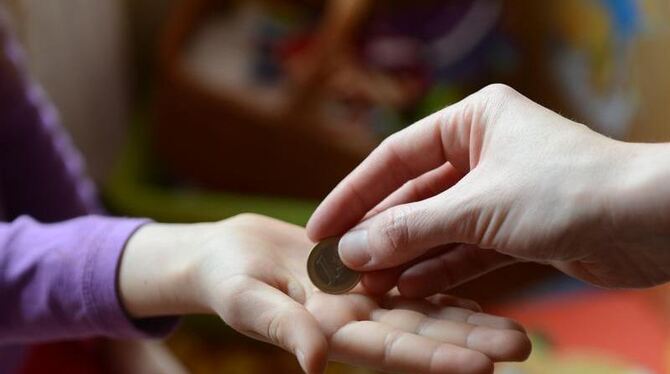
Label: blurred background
xmin=5 ymin=0 xmax=670 ymax=372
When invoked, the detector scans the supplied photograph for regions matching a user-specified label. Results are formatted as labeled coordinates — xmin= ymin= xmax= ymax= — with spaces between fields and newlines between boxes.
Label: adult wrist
xmin=614 ymin=142 xmax=670 ymax=223
xmin=607 ymin=141 xmax=670 ymax=260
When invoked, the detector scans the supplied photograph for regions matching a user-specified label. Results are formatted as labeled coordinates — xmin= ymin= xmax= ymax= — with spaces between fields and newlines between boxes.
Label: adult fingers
xmin=364 ymin=162 xmax=464 ymax=220
xmin=398 ymin=244 xmax=518 ymax=298
xmin=360 ymin=267 xmax=405 ymax=295
xmin=306 ymin=88 xmax=490 ymax=241
xmin=359 ymin=244 xmax=459 ymax=295
xmin=335 ymin=172 xmax=485 ymax=271
xmin=216 ymin=277 xmax=328 ymax=374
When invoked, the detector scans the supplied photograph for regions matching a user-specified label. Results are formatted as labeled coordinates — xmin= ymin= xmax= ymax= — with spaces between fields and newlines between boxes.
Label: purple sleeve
xmin=0 ymin=9 xmax=100 ymax=221
xmin=0 ymin=215 xmax=177 ymax=344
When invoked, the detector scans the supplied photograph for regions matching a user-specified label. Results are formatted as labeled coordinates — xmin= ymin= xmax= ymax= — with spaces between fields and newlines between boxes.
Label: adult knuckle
xmin=380 ymin=132 xmax=401 ymax=149
xmin=478 ymin=84 xmax=518 ymax=120
xmin=227 ymin=213 xmax=265 ymax=226
xmin=481 ymin=83 xmax=516 ymax=99
xmin=377 ymin=207 xmax=412 ymax=256
xmin=374 ymin=136 xmax=397 ymax=161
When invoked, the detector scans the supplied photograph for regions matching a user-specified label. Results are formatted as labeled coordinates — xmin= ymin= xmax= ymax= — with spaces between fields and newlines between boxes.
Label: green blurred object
xmin=414 ymin=84 xmax=462 ymax=120
xmin=103 ymin=118 xmax=317 ymax=225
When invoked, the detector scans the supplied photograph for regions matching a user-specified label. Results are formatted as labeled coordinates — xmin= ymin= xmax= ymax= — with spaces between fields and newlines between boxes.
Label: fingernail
xmin=338 ymin=230 xmax=371 ymax=268
xmin=296 ymin=349 xmax=307 ymax=373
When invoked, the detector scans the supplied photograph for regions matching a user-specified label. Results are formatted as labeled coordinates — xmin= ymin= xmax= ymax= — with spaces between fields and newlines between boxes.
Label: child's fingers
xmin=215 ymin=277 xmax=328 ymax=374
xmin=382 ymin=295 xmax=525 ymax=332
xmin=329 ymin=320 xmax=494 ymax=374
xmin=381 ymin=293 xmax=482 ymax=314
xmin=369 ymin=309 xmax=531 ymax=361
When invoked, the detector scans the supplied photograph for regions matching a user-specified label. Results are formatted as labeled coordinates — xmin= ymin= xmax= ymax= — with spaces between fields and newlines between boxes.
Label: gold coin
xmin=307 ymin=237 xmax=361 ymax=294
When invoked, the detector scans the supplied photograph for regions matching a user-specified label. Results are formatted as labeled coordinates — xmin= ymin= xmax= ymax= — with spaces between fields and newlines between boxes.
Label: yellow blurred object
xmin=167 ymin=324 xmax=377 ymax=374
xmin=497 ymin=334 xmax=654 ymax=374
xmin=629 ymin=4 xmax=670 ymax=142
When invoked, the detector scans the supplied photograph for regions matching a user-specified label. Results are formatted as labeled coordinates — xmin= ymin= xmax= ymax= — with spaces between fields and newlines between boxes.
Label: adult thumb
xmin=338 ymin=189 xmax=478 ymax=271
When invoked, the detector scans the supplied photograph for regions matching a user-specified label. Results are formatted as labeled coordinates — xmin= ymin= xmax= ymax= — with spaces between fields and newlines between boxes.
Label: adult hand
xmin=118 ymin=213 xmax=530 ymax=374
xmin=307 ymin=84 xmax=670 ymax=297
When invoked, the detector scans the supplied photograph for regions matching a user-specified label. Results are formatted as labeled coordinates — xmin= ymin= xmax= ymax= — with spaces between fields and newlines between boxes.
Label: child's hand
xmin=119 ymin=214 xmax=530 ymax=374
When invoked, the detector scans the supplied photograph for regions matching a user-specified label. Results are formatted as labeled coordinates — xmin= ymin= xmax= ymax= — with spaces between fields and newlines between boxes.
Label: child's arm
xmin=119 ymin=213 xmax=531 ymax=374
xmin=0 ymin=213 xmax=530 ymax=373
xmin=0 ymin=216 xmax=178 ymax=344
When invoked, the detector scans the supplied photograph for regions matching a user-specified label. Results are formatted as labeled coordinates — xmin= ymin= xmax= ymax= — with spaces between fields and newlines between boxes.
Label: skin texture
xmin=118 ymin=214 xmax=530 ymax=374
xmin=307 ymin=84 xmax=670 ymax=298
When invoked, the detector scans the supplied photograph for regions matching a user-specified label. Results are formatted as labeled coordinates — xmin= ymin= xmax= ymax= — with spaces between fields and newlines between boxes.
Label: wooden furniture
xmin=152 ymin=0 xmax=377 ymax=199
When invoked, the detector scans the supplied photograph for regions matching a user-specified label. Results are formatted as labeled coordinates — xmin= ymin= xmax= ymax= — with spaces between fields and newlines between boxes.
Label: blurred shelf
xmin=103 ymin=121 xmax=316 ymax=225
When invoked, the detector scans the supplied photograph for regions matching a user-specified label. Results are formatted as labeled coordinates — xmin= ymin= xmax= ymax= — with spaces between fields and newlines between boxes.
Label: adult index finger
xmin=307 ymin=101 xmax=477 ymax=241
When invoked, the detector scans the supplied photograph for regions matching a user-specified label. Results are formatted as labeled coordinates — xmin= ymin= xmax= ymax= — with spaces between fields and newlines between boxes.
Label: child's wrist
xmin=118 ymin=222 xmax=211 ymax=318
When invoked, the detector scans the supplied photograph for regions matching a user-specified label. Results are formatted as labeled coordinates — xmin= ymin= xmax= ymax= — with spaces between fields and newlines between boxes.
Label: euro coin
xmin=307 ymin=236 xmax=361 ymax=294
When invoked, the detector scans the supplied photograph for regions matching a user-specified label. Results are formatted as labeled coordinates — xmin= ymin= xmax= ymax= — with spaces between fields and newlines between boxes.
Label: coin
xmin=307 ymin=236 xmax=361 ymax=294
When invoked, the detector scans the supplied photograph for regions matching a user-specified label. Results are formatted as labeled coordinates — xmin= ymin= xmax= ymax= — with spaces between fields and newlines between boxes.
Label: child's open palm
xmin=120 ymin=214 xmax=530 ymax=374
